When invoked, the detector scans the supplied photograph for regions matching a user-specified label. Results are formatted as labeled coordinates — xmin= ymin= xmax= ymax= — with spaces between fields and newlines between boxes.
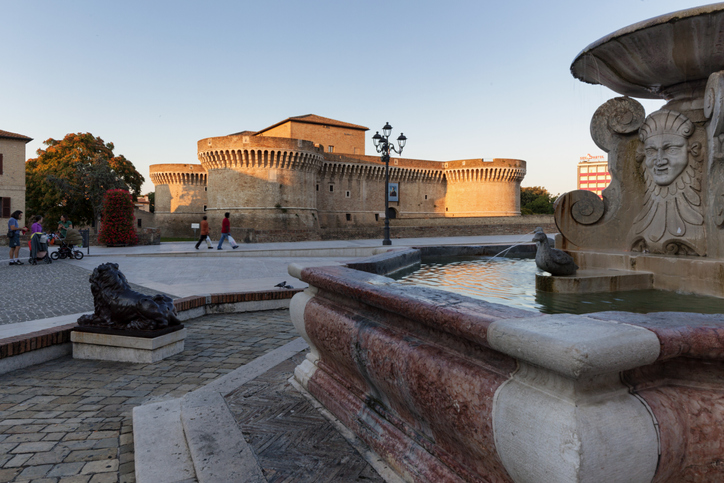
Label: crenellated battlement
xmin=150 ymin=164 xmax=207 ymax=187
xmin=198 ymin=136 xmax=324 ymax=173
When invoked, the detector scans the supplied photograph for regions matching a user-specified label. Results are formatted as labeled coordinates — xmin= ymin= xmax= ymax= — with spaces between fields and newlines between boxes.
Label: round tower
xmin=197 ymin=134 xmax=323 ymax=235
xmin=443 ymin=159 xmax=526 ymax=216
xmin=149 ymin=164 xmax=208 ymax=237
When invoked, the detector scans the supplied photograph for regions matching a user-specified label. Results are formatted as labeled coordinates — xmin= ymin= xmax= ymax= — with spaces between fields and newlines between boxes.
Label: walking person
xmin=194 ymin=216 xmax=213 ymax=249
xmin=7 ymin=210 xmax=27 ymax=265
xmin=217 ymin=212 xmax=239 ymax=250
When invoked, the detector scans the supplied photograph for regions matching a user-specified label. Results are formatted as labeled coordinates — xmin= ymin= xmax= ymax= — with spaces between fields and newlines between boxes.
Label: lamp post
xmin=372 ymin=123 xmax=407 ymax=246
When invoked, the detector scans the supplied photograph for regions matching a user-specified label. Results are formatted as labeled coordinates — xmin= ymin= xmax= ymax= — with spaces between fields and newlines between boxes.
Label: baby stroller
xmin=51 ymin=228 xmax=84 ymax=260
xmin=29 ymin=232 xmax=52 ymax=265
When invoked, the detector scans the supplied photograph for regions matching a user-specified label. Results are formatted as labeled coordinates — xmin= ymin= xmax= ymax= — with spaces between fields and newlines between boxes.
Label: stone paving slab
xmin=226 ymin=354 xmax=387 ymax=483
xmin=0 ymin=310 xmax=298 ymax=483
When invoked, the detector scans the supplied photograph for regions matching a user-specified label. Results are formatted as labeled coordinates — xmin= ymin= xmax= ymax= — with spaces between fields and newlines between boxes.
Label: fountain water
xmin=290 ymin=5 xmax=724 ymax=483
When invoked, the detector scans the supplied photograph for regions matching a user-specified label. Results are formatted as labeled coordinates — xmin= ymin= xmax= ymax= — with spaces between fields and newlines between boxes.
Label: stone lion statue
xmin=78 ymin=263 xmax=182 ymax=331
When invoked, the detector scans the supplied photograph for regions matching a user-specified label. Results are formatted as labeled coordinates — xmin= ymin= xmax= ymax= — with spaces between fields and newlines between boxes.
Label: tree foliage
xmin=520 ymin=186 xmax=558 ymax=215
xmin=98 ymin=189 xmax=138 ymax=246
xmin=25 ymin=133 xmax=144 ymax=229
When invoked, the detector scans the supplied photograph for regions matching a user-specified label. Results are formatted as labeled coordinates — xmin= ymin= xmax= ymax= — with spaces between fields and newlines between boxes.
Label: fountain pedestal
xmin=536 ymin=268 xmax=653 ymax=293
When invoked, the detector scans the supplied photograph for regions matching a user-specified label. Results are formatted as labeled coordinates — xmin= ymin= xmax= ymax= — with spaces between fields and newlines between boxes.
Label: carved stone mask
xmin=643 ymin=133 xmax=689 ymax=186
xmin=639 ymin=110 xmax=698 ymax=186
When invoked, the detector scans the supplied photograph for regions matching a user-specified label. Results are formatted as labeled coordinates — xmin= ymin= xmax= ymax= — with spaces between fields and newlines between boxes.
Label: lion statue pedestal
xmin=71 ymin=263 xmax=186 ymax=363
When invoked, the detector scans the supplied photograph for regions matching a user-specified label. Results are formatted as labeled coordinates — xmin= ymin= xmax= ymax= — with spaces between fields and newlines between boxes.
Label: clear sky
xmin=1 ymin=0 xmax=710 ymax=196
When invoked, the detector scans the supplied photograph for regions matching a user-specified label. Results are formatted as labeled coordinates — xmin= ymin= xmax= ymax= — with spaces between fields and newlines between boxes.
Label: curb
xmin=133 ymin=337 xmax=308 ymax=483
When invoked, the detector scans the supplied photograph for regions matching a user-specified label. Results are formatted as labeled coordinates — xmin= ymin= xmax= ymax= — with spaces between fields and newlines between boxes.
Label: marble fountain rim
xmin=297 ymin=246 xmax=724 ymax=364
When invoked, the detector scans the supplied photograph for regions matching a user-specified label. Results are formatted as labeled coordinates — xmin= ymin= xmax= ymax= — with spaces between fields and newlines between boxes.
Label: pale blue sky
xmin=1 ymin=0 xmax=710 ymax=195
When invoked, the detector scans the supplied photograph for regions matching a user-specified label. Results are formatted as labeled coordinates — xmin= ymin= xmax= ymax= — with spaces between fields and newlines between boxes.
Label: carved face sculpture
xmin=631 ymin=109 xmax=705 ymax=256
xmin=643 ymin=133 xmax=689 ymax=186
xmin=639 ymin=110 xmax=697 ymax=186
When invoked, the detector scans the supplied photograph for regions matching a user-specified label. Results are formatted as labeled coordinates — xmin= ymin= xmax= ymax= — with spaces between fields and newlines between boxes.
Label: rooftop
xmin=0 ymin=129 xmax=33 ymax=143
xmin=255 ymin=114 xmax=369 ymax=135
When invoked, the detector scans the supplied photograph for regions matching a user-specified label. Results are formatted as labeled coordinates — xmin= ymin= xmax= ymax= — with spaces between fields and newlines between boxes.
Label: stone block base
xmin=536 ymin=269 xmax=653 ymax=293
xmin=71 ymin=328 xmax=186 ymax=363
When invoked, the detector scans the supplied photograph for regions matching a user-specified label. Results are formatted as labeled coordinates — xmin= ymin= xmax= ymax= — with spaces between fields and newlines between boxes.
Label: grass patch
xmin=161 ymin=237 xmax=197 ymax=242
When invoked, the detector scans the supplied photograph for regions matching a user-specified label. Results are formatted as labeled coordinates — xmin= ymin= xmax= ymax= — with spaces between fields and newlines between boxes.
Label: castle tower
xmin=149 ymin=164 xmax=208 ymax=236
xmin=444 ymin=159 xmax=526 ymax=216
xmin=197 ymin=134 xmax=324 ymax=235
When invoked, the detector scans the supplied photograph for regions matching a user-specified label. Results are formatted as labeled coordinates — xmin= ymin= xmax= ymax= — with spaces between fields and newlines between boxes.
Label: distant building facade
xmin=150 ymin=115 xmax=527 ymax=239
xmin=577 ymin=154 xmax=610 ymax=196
xmin=134 ymin=195 xmax=151 ymax=212
xmin=0 ymin=130 xmax=33 ymax=224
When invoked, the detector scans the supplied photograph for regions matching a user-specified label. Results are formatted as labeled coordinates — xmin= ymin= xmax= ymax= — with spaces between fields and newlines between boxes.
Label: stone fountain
xmin=554 ymin=3 xmax=724 ymax=297
xmin=290 ymin=5 xmax=724 ymax=483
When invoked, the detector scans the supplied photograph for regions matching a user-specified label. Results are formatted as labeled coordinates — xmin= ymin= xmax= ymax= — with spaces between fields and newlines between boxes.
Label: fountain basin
xmin=571 ymin=3 xmax=724 ymax=102
xmin=290 ymin=247 xmax=724 ymax=483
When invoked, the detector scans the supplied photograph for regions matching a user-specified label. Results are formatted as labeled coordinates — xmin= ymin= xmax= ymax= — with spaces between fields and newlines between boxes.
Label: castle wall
xmin=314 ymin=155 xmax=524 ymax=227
xmin=315 ymin=156 xmax=448 ymax=228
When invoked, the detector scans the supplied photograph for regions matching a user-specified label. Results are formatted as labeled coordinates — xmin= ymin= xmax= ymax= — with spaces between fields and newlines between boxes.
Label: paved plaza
xmin=0 ymin=234 xmax=536 ymax=482
xmin=0 ymin=311 xmax=299 ymax=483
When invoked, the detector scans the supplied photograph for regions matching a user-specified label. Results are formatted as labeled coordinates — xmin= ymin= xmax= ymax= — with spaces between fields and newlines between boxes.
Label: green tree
xmin=26 ymin=133 xmax=144 ymax=230
xmin=520 ymin=186 xmax=558 ymax=215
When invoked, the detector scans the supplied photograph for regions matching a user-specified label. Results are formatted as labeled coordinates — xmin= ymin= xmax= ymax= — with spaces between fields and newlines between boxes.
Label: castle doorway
xmin=386 ymin=207 xmax=398 ymax=219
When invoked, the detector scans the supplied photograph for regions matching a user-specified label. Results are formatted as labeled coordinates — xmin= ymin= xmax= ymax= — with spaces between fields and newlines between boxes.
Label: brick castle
xmin=150 ymin=115 xmax=529 ymax=241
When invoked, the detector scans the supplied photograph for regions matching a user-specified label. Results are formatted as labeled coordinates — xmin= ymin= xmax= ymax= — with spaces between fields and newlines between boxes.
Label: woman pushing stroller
xmin=28 ymin=215 xmax=52 ymax=265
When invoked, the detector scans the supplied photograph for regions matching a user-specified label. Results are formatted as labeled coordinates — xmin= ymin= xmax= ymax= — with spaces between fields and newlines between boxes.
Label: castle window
xmin=446 ymin=207 xmax=448 ymax=212
xmin=316 ymin=184 xmax=319 ymax=191
xmin=137 ymin=219 xmax=142 ymax=228
xmin=328 ymin=146 xmax=335 ymax=153
xmin=345 ymin=191 xmax=350 ymax=198
xmin=1 ymin=197 xmax=10 ymax=218
xmin=329 ymin=185 xmax=334 ymax=192
xmin=205 ymin=187 xmax=207 ymax=191
xmin=375 ymin=214 xmax=379 ymax=221
xmin=346 ymin=214 xmax=351 ymax=221
xmin=203 ymin=205 xmax=207 ymax=211
xmin=425 ymin=195 xmax=428 ymax=200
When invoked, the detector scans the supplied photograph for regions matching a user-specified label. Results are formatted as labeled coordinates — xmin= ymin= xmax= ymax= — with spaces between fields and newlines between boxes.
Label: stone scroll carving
xmin=78 ymin=263 xmax=182 ymax=331
xmin=554 ymin=97 xmax=645 ymax=250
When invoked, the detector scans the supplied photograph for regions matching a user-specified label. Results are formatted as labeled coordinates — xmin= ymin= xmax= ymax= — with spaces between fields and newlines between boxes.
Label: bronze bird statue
xmin=532 ymin=227 xmax=578 ymax=276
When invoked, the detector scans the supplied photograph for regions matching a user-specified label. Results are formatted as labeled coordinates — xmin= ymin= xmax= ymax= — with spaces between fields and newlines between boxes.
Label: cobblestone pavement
xmin=0 ymin=310 xmax=299 ymax=483
xmin=0 ymin=259 xmax=172 ymax=326
xmin=227 ymin=353 xmax=384 ymax=482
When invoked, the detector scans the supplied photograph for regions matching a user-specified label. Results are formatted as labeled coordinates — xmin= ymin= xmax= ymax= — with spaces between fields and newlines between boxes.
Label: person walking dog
xmin=217 ymin=212 xmax=239 ymax=250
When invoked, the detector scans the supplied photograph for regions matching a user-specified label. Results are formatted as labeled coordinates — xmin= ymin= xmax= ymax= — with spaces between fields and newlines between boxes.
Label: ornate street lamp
xmin=372 ymin=123 xmax=407 ymax=245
